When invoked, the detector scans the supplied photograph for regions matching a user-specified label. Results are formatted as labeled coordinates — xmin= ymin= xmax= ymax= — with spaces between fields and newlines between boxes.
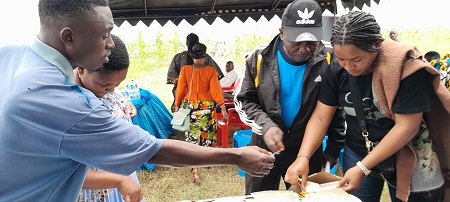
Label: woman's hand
xmin=127 ymin=102 xmax=137 ymax=119
xmin=285 ymin=156 xmax=310 ymax=191
xmin=117 ymin=176 xmax=143 ymax=202
xmin=220 ymin=104 xmax=228 ymax=122
xmin=173 ymin=105 xmax=179 ymax=112
xmin=337 ymin=166 xmax=365 ymax=192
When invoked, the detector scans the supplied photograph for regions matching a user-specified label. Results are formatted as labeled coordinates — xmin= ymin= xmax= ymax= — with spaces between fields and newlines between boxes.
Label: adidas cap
xmin=281 ymin=0 xmax=323 ymax=42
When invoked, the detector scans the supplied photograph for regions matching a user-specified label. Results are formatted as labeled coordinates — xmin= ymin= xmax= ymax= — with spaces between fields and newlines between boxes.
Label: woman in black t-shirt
xmin=285 ymin=11 xmax=445 ymax=202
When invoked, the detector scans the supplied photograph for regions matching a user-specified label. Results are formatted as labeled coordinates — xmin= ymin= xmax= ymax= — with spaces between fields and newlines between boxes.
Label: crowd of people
xmin=0 ymin=0 xmax=449 ymax=202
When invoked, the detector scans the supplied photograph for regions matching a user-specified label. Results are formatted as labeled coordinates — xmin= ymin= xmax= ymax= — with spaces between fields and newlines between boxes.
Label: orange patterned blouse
xmin=175 ymin=65 xmax=225 ymax=106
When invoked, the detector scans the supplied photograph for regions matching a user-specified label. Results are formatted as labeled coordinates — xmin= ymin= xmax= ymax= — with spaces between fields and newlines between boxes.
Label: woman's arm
xmin=338 ymin=112 xmax=423 ymax=191
xmin=209 ymin=67 xmax=228 ymax=121
xmin=362 ymin=113 xmax=422 ymax=169
xmin=82 ymin=169 xmax=143 ymax=201
xmin=285 ymin=101 xmax=337 ymax=189
xmin=174 ymin=66 xmax=189 ymax=107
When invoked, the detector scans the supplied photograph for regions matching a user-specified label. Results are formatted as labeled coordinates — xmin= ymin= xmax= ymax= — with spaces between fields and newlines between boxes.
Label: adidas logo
xmin=296 ymin=8 xmax=315 ymax=25
xmin=314 ymin=75 xmax=322 ymax=82
xmin=299 ymin=33 xmax=314 ymax=41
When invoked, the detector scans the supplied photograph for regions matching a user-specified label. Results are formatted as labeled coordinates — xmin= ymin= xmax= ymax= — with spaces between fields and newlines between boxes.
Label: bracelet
xmin=356 ymin=161 xmax=371 ymax=176
xmin=297 ymin=154 xmax=310 ymax=161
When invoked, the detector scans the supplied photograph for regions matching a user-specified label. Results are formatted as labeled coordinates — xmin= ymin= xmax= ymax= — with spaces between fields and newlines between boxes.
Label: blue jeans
xmin=343 ymin=145 xmax=397 ymax=202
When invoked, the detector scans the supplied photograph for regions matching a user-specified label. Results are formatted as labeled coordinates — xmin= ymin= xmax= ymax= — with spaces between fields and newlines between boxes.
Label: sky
xmin=0 ymin=0 xmax=448 ymax=46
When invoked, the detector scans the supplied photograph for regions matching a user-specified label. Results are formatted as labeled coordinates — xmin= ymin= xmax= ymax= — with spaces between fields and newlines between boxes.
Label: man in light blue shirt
xmin=0 ymin=1 xmax=275 ymax=201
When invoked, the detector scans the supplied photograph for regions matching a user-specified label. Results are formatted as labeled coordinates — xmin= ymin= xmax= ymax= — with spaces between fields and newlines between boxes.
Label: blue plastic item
xmin=234 ymin=130 xmax=252 ymax=177
xmin=322 ymin=136 xmax=344 ymax=175
xmin=131 ymin=89 xmax=174 ymax=172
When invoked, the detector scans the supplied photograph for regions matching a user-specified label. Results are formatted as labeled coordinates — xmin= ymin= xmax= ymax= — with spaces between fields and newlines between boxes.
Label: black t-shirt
xmin=319 ymin=65 xmax=430 ymax=158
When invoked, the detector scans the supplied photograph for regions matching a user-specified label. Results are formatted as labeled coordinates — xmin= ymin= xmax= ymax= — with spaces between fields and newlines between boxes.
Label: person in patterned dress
xmin=173 ymin=43 xmax=229 ymax=184
xmin=75 ymin=35 xmax=144 ymax=202
xmin=167 ymin=33 xmax=224 ymax=112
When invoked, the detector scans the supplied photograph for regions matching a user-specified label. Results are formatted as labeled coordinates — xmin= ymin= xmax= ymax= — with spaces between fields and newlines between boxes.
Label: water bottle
xmin=128 ymin=80 xmax=140 ymax=101
xmin=122 ymin=90 xmax=131 ymax=101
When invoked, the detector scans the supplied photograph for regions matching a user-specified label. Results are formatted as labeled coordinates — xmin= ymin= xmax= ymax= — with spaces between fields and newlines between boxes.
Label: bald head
xmin=389 ymin=29 xmax=399 ymax=41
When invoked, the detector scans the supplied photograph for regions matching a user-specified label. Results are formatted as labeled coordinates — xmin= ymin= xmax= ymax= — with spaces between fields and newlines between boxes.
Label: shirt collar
xmin=30 ymin=37 xmax=74 ymax=82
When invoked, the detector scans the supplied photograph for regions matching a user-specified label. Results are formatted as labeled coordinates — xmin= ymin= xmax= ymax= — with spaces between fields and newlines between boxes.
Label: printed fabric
xmin=409 ymin=122 xmax=444 ymax=192
xmin=431 ymin=53 xmax=450 ymax=91
xmin=181 ymin=100 xmax=218 ymax=147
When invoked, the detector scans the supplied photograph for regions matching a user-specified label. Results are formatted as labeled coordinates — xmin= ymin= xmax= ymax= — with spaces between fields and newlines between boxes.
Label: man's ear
xmin=76 ymin=66 xmax=86 ymax=77
xmin=279 ymin=27 xmax=284 ymax=40
xmin=60 ymin=27 xmax=74 ymax=46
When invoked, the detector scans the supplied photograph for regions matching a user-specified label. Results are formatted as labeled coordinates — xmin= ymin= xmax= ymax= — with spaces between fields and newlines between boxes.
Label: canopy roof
xmin=110 ymin=0 xmax=380 ymax=27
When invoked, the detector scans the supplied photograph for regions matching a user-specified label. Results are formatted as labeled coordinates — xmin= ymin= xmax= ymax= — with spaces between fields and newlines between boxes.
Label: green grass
xmin=137 ymin=129 xmax=248 ymax=202
xmin=137 ymin=166 xmax=246 ymax=202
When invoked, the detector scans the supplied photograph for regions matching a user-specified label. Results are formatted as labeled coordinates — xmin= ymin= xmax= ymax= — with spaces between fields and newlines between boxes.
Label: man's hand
xmin=285 ymin=156 xmax=310 ymax=191
xmin=236 ymin=146 xmax=275 ymax=177
xmin=117 ymin=176 xmax=143 ymax=202
xmin=263 ymin=127 xmax=285 ymax=154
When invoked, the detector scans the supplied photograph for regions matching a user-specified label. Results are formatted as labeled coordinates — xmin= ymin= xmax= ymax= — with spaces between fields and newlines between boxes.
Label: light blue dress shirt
xmin=0 ymin=39 xmax=163 ymax=202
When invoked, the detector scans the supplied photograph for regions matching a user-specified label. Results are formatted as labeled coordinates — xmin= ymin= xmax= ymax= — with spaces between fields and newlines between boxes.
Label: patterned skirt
xmin=181 ymin=100 xmax=218 ymax=147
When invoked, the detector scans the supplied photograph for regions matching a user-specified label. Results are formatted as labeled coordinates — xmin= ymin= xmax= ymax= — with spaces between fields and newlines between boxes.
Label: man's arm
xmin=234 ymin=52 xmax=278 ymax=136
xmin=147 ymin=139 xmax=275 ymax=177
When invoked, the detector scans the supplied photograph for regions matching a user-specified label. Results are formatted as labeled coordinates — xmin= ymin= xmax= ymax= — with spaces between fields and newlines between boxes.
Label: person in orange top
xmin=174 ymin=43 xmax=229 ymax=184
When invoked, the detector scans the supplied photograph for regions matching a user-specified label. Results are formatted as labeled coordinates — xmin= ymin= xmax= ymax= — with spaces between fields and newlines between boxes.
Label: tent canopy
xmin=110 ymin=0 xmax=380 ymax=27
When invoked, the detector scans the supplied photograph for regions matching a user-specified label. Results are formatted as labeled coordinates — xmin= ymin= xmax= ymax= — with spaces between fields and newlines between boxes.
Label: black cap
xmin=281 ymin=0 xmax=323 ymax=42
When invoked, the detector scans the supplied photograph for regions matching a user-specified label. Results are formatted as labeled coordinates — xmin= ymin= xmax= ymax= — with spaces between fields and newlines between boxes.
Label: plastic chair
xmin=222 ymin=78 xmax=240 ymax=107
xmin=221 ymin=80 xmax=235 ymax=93
xmin=217 ymin=108 xmax=250 ymax=148
xmin=221 ymin=78 xmax=240 ymax=93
